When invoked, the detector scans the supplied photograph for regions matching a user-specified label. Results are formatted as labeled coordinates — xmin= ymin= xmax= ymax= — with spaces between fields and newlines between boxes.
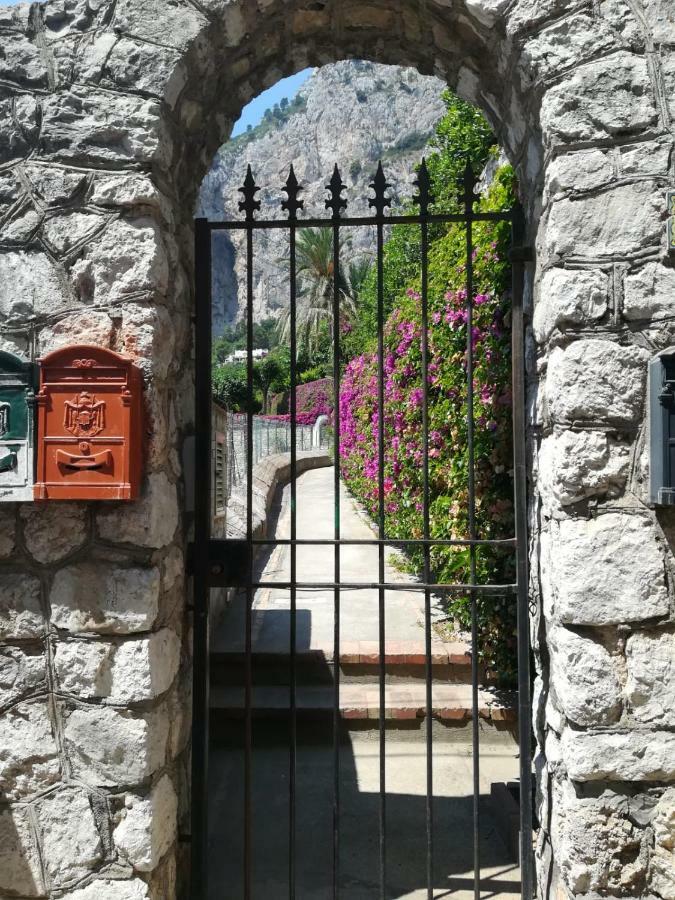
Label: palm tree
xmin=347 ymin=257 xmax=372 ymax=304
xmin=278 ymin=228 xmax=355 ymax=355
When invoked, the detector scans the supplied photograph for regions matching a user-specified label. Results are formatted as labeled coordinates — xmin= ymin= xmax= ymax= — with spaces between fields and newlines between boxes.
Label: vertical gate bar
xmin=191 ymin=217 xmax=212 ymax=900
xmin=463 ymin=172 xmax=481 ymax=900
xmin=376 ymin=214 xmax=387 ymax=900
xmin=420 ymin=212 xmax=434 ymax=900
xmin=245 ymin=221 xmax=255 ymax=900
xmin=289 ymin=216 xmax=298 ymax=900
xmin=511 ymin=203 xmax=533 ymax=899
xmin=332 ymin=216 xmax=342 ymax=900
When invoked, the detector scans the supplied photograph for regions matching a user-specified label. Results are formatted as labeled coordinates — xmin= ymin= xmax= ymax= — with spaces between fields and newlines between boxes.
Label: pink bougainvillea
xmin=338 ymin=168 xmax=517 ymax=684
xmin=263 ymin=377 xmax=333 ymax=426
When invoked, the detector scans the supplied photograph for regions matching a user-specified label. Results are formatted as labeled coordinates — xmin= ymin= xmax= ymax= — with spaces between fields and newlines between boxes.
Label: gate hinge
xmin=509 ymin=245 xmax=534 ymax=262
xmin=186 ymin=539 xmax=250 ymax=588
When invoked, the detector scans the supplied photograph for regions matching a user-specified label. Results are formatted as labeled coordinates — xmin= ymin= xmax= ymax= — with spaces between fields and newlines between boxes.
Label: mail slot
xmin=34 ymin=346 xmax=143 ymax=501
xmin=0 ymin=350 xmax=36 ymax=502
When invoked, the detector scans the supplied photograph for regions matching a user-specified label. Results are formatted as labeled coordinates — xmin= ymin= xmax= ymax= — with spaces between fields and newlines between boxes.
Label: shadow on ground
xmin=207 ymin=718 xmax=520 ymax=900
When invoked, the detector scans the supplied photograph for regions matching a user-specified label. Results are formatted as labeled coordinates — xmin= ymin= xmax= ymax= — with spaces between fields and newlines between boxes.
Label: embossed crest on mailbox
xmin=0 ymin=351 xmax=36 ymax=502
xmin=34 ymin=346 xmax=143 ymax=501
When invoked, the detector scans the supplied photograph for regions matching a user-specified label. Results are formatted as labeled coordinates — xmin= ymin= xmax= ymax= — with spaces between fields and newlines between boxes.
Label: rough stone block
xmin=522 ymin=14 xmax=617 ymax=81
xmin=21 ymin=503 xmax=89 ymax=564
xmin=0 ymin=94 xmax=40 ymax=164
xmin=551 ymin=779 xmax=647 ymax=893
xmin=534 ymin=267 xmax=608 ymax=341
xmin=114 ymin=0 xmax=208 ymax=49
xmin=623 ymin=262 xmax=675 ymax=321
xmin=0 ymin=507 xmax=16 ymax=559
xmin=663 ymin=54 xmax=675 ymax=126
xmin=538 ymin=429 xmax=629 ymax=509
xmin=541 ymin=52 xmax=657 ymax=145
xmin=547 ymin=624 xmax=622 ymax=726
xmin=41 ymin=210 xmax=107 ymax=258
xmin=0 ymin=701 xmax=60 ymax=799
xmin=97 ymin=472 xmax=178 ymax=549
xmin=0 ymin=574 xmax=43 ymax=640
xmin=36 ymin=787 xmax=103 ymax=887
xmin=89 ymin=173 xmax=162 ymax=210
xmin=101 ymin=38 xmax=183 ymax=103
xmin=50 ymin=563 xmax=160 ymax=634
xmin=114 ymin=775 xmax=178 ymax=872
xmin=0 ymin=206 xmax=42 ymax=246
xmin=0 ymin=250 xmax=66 ymax=320
xmin=545 ymin=148 xmax=614 ymax=199
xmin=625 ymin=631 xmax=675 ymax=725
xmin=118 ymin=303 xmax=176 ymax=380
xmin=464 ymin=0 xmax=511 ymax=26
xmin=69 ymin=217 xmax=169 ymax=304
xmin=546 ymin=182 xmax=662 ymax=260
xmin=544 ymin=514 xmax=668 ymax=625
xmin=546 ymin=340 xmax=648 ymax=426
xmin=24 ymin=164 xmax=89 ymax=206
xmin=562 ymin=727 xmax=675 ymax=781
xmin=0 ymin=805 xmax=45 ymax=897
xmin=64 ymin=704 xmax=170 ymax=788
xmin=55 ymin=629 xmax=181 ymax=703
xmin=36 ymin=309 xmax=115 ymax=356
xmin=60 ymin=879 xmax=150 ymax=900
xmin=40 ymin=90 xmax=161 ymax=166
xmin=651 ymin=787 xmax=675 ymax=900
xmin=619 ymin=140 xmax=672 ymax=177
xmin=508 ymin=0 xmax=579 ymax=33
xmin=0 ymin=644 xmax=47 ymax=708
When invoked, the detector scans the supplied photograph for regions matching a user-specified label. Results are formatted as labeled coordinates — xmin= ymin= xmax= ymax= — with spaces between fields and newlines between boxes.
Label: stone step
xmin=210 ymin=640 xmax=474 ymax=686
xmin=209 ymin=682 xmax=516 ymax=725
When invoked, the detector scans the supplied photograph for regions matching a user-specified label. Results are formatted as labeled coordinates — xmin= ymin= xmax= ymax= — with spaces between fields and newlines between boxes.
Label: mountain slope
xmin=198 ymin=60 xmax=446 ymax=334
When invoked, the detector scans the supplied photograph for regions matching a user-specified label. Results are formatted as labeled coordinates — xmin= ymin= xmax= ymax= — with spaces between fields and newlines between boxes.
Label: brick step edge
xmin=210 ymin=705 xmax=516 ymax=723
xmin=210 ymin=644 xmax=472 ymax=667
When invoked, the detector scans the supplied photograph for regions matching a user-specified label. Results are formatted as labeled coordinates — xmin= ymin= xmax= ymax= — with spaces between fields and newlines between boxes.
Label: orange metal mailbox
xmin=34 ymin=346 xmax=143 ymax=501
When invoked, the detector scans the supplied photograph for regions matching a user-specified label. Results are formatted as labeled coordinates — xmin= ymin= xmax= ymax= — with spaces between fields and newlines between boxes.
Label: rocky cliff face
xmin=198 ymin=60 xmax=446 ymax=334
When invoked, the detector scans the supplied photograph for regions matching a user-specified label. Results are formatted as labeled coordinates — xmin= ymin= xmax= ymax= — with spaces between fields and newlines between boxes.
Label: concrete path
xmin=208 ymin=723 xmax=521 ymax=900
xmin=213 ymin=465 xmax=453 ymax=656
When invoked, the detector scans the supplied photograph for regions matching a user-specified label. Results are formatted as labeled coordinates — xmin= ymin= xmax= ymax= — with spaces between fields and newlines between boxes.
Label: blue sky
xmin=232 ymin=69 xmax=313 ymax=136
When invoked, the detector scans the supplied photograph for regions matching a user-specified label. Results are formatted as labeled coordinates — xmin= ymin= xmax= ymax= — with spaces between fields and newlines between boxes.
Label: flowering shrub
xmin=339 ymin=166 xmax=517 ymax=685
xmin=262 ymin=377 xmax=333 ymax=425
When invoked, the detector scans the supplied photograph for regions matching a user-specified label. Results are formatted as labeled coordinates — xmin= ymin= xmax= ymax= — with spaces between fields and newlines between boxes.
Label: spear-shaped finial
xmin=459 ymin=158 xmax=479 ymax=212
xmin=238 ymin=164 xmax=261 ymax=221
xmin=368 ymin=161 xmax=391 ymax=218
xmin=413 ymin=157 xmax=434 ymax=216
xmin=282 ymin=164 xmax=304 ymax=221
xmin=325 ymin=164 xmax=347 ymax=220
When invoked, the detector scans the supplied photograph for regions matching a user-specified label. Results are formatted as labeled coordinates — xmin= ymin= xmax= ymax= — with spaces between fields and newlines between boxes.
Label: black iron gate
xmin=191 ymin=160 xmax=533 ymax=899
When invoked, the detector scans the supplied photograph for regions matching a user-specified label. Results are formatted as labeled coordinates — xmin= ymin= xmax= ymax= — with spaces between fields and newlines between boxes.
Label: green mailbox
xmin=0 ymin=351 xmax=36 ymax=502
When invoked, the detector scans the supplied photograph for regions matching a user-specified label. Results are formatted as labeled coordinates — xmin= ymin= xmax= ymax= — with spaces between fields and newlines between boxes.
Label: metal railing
xmin=226 ymin=413 xmax=331 ymax=496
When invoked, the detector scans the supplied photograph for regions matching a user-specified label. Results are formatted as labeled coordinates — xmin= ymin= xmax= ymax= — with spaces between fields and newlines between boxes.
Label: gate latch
xmin=187 ymin=539 xmax=251 ymax=587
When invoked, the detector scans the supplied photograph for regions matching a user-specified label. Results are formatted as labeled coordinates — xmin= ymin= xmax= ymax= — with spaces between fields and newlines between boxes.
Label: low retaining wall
xmin=209 ymin=451 xmax=332 ymax=628
xmin=225 ymin=449 xmax=332 ymax=541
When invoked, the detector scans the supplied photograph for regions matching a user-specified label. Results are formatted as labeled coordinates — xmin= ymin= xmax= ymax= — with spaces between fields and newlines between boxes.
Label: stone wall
xmin=0 ymin=0 xmax=673 ymax=898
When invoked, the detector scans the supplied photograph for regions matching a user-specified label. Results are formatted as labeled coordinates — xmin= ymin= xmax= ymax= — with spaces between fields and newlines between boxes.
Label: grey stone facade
xmin=0 ymin=0 xmax=673 ymax=897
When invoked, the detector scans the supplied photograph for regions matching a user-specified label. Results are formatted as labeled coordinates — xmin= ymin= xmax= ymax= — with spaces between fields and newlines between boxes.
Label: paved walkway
xmin=213 ymin=465 xmax=454 ymax=658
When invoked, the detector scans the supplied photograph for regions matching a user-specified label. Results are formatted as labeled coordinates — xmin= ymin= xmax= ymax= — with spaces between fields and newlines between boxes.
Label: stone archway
xmin=0 ymin=2 xmax=673 ymax=898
